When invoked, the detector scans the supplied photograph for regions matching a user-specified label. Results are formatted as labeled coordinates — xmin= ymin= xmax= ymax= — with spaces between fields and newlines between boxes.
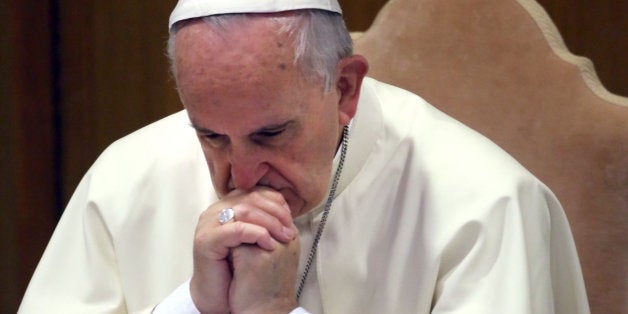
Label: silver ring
xmin=218 ymin=208 xmax=235 ymax=224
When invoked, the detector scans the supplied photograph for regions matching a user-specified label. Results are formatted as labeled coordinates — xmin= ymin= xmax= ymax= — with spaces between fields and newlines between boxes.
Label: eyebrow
xmin=188 ymin=122 xmax=216 ymax=135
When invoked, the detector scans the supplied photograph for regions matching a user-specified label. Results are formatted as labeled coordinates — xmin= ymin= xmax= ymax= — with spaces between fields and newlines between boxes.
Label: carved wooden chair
xmin=352 ymin=0 xmax=628 ymax=312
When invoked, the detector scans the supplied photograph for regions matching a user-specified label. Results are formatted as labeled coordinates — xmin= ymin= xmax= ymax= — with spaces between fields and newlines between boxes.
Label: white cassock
xmin=19 ymin=78 xmax=590 ymax=313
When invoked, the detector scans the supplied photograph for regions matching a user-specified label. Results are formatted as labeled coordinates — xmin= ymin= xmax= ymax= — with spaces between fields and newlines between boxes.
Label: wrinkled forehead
xmin=174 ymin=19 xmax=297 ymax=77
xmin=173 ymin=20 xmax=311 ymax=108
xmin=169 ymin=0 xmax=342 ymax=30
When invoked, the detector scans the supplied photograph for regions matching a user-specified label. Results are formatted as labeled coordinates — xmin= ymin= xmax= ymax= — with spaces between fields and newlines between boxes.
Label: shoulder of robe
xmin=81 ymin=110 xmax=204 ymax=204
xmin=365 ymin=78 xmax=548 ymax=200
xmin=93 ymin=110 xmax=198 ymax=170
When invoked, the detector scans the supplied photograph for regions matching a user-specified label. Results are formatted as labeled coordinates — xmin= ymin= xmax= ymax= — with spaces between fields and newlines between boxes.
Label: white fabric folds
xmin=169 ymin=0 xmax=342 ymax=29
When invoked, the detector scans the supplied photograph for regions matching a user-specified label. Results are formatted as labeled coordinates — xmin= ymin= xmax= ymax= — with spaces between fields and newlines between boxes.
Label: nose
xmin=228 ymin=143 xmax=269 ymax=191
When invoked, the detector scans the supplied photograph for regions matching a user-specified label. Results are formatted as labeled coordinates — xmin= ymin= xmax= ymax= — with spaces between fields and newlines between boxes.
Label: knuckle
xmin=244 ymin=190 xmax=263 ymax=204
xmin=198 ymin=208 xmax=212 ymax=221
xmin=193 ymin=233 xmax=204 ymax=247
xmin=193 ymin=230 xmax=210 ymax=253
xmin=231 ymin=221 xmax=247 ymax=238
xmin=268 ymin=191 xmax=284 ymax=203
xmin=234 ymin=205 xmax=251 ymax=220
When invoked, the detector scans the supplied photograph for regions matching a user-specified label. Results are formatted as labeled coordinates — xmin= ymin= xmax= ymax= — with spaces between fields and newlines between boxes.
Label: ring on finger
xmin=218 ymin=207 xmax=235 ymax=224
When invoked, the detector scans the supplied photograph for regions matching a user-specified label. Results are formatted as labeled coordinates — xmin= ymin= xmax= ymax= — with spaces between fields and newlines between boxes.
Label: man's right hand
xmin=189 ymin=187 xmax=297 ymax=313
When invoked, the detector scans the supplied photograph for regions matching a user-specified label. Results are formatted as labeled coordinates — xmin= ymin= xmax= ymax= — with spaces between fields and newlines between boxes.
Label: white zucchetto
xmin=169 ymin=0 xmax=343 ymax=29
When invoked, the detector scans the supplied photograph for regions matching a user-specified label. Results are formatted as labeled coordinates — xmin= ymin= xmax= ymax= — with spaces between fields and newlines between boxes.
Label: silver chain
xmin=296 ymin=125 xmax=349 ymax=300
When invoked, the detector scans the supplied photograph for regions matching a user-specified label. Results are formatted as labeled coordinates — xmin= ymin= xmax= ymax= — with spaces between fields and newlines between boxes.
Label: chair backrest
xmin=353 ymin=0 xmax=628 ymax=312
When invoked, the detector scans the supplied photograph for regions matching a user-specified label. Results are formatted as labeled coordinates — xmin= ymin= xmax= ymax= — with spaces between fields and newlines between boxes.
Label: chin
xmin=286 ymin=191 xmax=330 ymax=219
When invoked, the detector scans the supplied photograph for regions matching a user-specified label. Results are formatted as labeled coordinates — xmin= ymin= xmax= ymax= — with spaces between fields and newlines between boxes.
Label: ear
xmin=335 ymin=55 xmax=369 ymax=125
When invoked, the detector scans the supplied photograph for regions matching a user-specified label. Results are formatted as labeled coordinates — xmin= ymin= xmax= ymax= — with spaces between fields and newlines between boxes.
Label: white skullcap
xmin=169 ymin=0 xmax=343 ymax=30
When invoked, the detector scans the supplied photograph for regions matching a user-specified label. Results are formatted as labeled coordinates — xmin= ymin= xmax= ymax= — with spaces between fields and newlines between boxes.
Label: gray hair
xmin=167 ymin=10 xmax=353 ymax=91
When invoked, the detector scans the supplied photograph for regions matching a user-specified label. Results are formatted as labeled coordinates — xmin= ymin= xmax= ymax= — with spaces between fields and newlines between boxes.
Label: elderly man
xmin=20 ymin=1 xmax=589 ymax=313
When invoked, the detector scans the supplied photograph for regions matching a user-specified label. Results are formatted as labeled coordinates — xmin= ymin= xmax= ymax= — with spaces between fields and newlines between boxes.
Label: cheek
xmin=202 ymin=148 xmax=230 ymax=196
xmin=295 ymin=130 xmax=338 ymax=197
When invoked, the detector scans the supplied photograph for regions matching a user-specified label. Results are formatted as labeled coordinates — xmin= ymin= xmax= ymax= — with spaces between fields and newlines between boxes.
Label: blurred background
xmin=1 ymin=0 xmax=626 ymax=312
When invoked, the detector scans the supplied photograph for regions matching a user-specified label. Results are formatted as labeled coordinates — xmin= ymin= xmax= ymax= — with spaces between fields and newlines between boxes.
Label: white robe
xmin=19 ymin=78 xmax=590 ymax=313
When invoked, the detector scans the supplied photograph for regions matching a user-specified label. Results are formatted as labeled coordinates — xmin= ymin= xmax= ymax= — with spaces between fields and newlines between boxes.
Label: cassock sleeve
xmin=152 ymin=279 xmax=200 ymax=313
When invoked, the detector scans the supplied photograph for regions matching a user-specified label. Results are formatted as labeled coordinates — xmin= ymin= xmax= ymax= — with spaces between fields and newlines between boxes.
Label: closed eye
xmin=256 ymin=128 xmax=284 ymax=137
xmin=251 ymin=128 xmax=284 ymax=144
xmin=251 ymin=122 xmax=294 ymax=145
xmin=201 ymin=133 xmax=229 ymax=148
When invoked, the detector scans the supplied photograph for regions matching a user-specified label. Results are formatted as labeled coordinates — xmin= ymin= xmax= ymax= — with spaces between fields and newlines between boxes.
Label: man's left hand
xmin=228 ymin=235 xmax=301 ymax=313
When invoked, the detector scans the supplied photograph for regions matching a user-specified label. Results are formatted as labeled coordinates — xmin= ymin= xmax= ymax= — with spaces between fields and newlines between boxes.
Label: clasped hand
xmin=190 ymin=187 xmax=301 ymax=314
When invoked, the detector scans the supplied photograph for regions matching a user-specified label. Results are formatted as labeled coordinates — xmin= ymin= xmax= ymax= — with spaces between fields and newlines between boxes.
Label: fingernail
xmin=263 ymin=238 xmax=277 ymax=251
xmin=283 ymin=226 xmax=296 ymax=240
